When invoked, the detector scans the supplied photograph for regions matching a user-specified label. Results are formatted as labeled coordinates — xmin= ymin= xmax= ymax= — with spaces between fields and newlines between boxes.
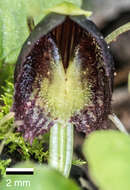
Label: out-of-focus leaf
xmin=0 ymin=161 xmax=80 ymax=190
xmin=83 ymin=130 xmax=130 ymax=190
xmin=0 ymin=0 xmax=82 ymax=64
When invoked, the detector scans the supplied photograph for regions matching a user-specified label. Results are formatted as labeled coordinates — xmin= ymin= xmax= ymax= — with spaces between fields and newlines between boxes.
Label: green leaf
xmin=0 ymin=0 xmax=82 ymax=64
xmin=83 ymin=130 xmax=130 ymax=190
xmin=44 ymin=2 xmax=92 ymax=17
xmin=0 ymin=162 xmax=80 ymax=190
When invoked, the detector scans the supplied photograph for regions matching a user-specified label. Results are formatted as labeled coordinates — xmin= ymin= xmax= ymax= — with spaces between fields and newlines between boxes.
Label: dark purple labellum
xmin=13 ymin=13 xmax=114 ymax=144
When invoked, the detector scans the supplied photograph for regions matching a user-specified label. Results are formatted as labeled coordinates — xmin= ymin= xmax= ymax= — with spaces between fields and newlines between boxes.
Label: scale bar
xmin=6 ymin=168 xmax=34 ymax=175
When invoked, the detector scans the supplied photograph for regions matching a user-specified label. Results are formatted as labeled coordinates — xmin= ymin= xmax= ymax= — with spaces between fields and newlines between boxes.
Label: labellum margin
xmin=13 ymin=13 xmax=114 ymax=144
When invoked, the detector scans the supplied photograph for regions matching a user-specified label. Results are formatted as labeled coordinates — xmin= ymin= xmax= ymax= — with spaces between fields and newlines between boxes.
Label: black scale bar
xmin=6 ymin=168 xmax=34 ymax=175
xmin=6 ymin=171 xmax=33 ymax=175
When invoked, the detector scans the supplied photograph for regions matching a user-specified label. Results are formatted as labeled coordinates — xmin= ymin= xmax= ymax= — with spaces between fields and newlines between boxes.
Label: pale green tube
xmin=49 ymin=122 xmax=73 ymax=177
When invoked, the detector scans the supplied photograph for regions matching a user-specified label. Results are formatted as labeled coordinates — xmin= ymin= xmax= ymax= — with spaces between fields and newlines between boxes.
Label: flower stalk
xmin=49 ymin=122 xmax=73 ymax=177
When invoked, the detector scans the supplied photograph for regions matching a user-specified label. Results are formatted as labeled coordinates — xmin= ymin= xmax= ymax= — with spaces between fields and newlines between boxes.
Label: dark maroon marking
xmin=70 ymin=31 xmax=112 ymax=133
xmin=51 ymin=17 xmax=83 ymax=70
xmin=13 ymin=34 xmax=58 ymax=143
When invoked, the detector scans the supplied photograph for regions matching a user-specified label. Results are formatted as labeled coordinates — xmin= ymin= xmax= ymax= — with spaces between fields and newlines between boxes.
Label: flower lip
xmin=13 ymin=13 xmax=114 ymax=143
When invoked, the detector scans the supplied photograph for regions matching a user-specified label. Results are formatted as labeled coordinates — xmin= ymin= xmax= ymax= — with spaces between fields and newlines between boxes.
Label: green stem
xmin=0 ymin=112 xmax=14 ymax=154
xmin=27 ymin=16 xmax=35 ymax=33
xmin=108 ymin=113 xmax=128 ymax=135
xmin=105 ymin=22 xmax=130 ymax=44
xmin=128 ymin=72 xmax=130 ymax=93
xmin=49 ymin=122 xmax=73 ymax=177
xmin=0 ymin=112 xmax=14 ymax=126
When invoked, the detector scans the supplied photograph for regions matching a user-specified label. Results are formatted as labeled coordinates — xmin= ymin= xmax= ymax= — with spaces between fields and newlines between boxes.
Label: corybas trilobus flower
xmin=13 ymin=12 xmax=114 ymax=144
